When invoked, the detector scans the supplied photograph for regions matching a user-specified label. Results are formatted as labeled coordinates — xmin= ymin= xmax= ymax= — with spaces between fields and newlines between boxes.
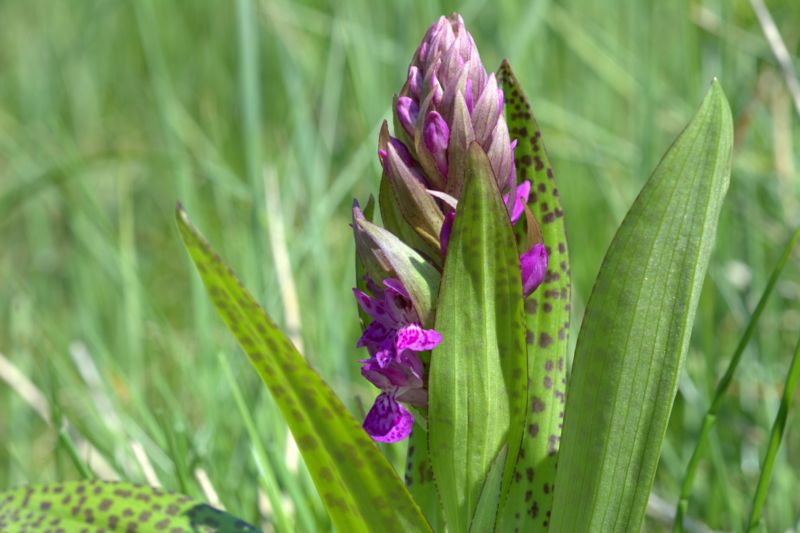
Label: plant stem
xmin=673 ymin=225 xmax=800 ymax=531
xmin=746 ymin=333 xmax=800 ymax=530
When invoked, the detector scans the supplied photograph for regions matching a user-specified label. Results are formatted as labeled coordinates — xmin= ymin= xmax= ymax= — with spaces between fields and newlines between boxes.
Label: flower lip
xmin=362 ymin=393 xmax=415 ymax=443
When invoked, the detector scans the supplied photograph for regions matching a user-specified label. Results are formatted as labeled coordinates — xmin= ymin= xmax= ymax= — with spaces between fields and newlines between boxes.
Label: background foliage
xmin=1 ymin=0 xmax=799 ymax=530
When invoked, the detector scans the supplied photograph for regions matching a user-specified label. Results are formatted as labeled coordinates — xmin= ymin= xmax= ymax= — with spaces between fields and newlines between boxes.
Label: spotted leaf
xmin=176 ymin=206 xmax=432 ymax=533
xmin=0 ymin=480 xmax=258 ymax=532
xmin=497 ymin=60 xmax=571 ymax=532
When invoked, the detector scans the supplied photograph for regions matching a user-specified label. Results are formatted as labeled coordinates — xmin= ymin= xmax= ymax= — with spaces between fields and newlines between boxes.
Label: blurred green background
xmin=1 ymin=0 xmax=799 ymax=530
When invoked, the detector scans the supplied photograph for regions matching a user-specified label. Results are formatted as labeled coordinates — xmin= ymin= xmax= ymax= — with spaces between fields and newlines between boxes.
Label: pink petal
xmin=396 ymin=323 xmax=442 ymax=353
xmin=521 ymin=242 xmax=548 ymax=297
xmin=357 ymin=321 xmax=392 ymax=349
xmin=408 ymin=66 xmax=422 ymax=99
xmin=423 ymin=111 xmax=450 ymax=177
xmin=383 ymin=279 xmax=418 ymax=324
xmin=439 ymin=210 xmax=455 ymax=257
xmin=396 ymin=96 xmax=419 ymax=137
xmin=503 ymin=180 xmax=531 ymax=224
xmin=353 ymin=288 xmax=394 ymax=327
xmin=363 ymin=393 xmax=414 ymax=443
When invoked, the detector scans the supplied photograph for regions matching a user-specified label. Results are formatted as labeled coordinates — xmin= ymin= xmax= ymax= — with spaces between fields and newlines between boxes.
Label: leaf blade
xmin=428 ymin=143 xmax=527 ymax=532
xmin=497 ymin=60 xmax=572 ymax=532
xmin=176 ymin=206 xmax=431 ymax=533
xmin=0 ymin=480 xmax=259 ymax=532
xmin=550 ymin=80 xmax=733 ymax=532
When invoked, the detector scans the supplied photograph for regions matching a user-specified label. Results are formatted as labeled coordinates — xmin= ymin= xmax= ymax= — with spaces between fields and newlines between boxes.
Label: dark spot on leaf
xmin=539 ymin=333 xmax=553 ymax=348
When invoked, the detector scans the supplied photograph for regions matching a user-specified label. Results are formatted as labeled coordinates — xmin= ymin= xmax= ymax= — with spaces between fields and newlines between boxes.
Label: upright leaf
xmin=176 ymin=206 xmax=431 ymax=533
xmin=405 ymin=424 xmax=440 ymax=529
xmin=497 ymin=60 xmax=571 ymax=532
xmin=0 ymin=480 xmax=258 ymax=532
xmin=550 ymin=81 xmax=733 ymax=531
xmin=428 ymin=143 xmax=527 ymax=532
xmin=746 ymin=332 xmax=800 ymax=531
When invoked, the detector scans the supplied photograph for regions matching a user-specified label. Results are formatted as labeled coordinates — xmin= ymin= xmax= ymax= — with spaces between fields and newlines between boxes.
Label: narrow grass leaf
xmin=497 ymin=60 xmax=571 ymax=532
xmin=674 ymin=225 xmax=800 ymax=531
xmin=176 ymin=206 xmax=431 ymax=533
xmin=429 ymin=143 xmax=527 ymax=532
xmin=0 ymin=480 xmax=258 ymax=532
xmin=747 ymin=333 xmax=800 ymax=531
xmin=550 ymin=80 xmax=733 ymax=532
xmin=217 ymin=352 xmax=293 ymax=532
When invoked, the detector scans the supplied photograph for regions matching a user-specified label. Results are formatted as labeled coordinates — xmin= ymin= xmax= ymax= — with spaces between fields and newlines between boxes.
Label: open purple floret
xmin=354 ymin=279 xmax=441 ymax=442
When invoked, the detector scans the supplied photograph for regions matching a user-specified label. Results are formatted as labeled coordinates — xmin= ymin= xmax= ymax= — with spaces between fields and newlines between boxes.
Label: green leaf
xmin=0 ymin=480 xmax=258 ymax=532
xmin=674 ymin=225 xmax=800 ymax=530
xmin=428 ymin=143 xmax=528 ymax=532
xmin=405 ymin=425 xmax=441 ymax=529
xmin=497 ymin=60 xmax=572 ymax=532
xmin=355 ymin=195 xmax=376 ymax=329
xmin=470 ymin=445 xmax=508 ymax=533
xmin=746 ymin=331 xmax=800 ymax=531
xmin=550 ymin=80 xmax=733 ymax=532
xmin=176 ymin=206 xmax=432 ymax=533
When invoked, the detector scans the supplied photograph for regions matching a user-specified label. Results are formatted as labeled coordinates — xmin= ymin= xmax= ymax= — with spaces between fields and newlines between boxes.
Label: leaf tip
xmin=175 ymin=201 xmax=188 ymax=223
xmin=704 ymin=77 xmax=729 ymax=109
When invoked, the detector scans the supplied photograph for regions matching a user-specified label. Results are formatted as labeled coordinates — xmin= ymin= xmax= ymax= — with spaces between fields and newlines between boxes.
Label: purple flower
xmin=387 ymin=14 xmax=548 ymax=295
xmin=354 ymin=279 xmax=442 ymax=442
xmin=520 ymin=243 xmax=548 ymax=297
xmin=352 ymin=13 xmax=550 ymax=443
xmin=394 ymin=14 xmax=514 ymax=196
xmin=363 ymin=393 xmax=414 ymax=444
xmin=504 ymin=179 xmax=531 ymax=225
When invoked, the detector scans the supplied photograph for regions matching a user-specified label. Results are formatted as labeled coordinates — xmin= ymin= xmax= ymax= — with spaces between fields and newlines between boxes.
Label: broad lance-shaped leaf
xmin=497 ymin=60 xmax=571 ymax=532
xmin=550 ymin=80 xmax=733 ymax=531
xmin=429 ymin=143 xmax=527 ymax=532
xmin=176 ymin=206 xmax=432 ymax=533
xmin=0 ymin=480 xmax=258 ymax=531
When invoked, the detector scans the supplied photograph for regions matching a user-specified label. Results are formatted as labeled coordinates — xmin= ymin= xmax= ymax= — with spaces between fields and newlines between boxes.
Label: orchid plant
xmin=1 ymin=12 xmax=749 ymax=533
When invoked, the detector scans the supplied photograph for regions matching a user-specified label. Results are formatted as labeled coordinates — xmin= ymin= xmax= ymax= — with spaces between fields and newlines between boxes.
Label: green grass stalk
xmin=674 ymin=225 xmax=800 ymax=531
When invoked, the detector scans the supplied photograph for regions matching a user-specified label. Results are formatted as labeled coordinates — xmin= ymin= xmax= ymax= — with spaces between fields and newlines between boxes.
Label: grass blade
xmin=746 ymin=334 xmax=800 ymax=531
xmin=176 ymin=205 xmax=431 ymax=533
xmin=674 ymin=225 xmax=800 ymax=531
xmin=550 ymin=80 xmax=733 ymax=532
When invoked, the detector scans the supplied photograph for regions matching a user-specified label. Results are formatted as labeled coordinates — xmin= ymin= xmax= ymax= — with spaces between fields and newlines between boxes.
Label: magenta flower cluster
xmin=353 ymin=14 xmax=548 ymax=442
